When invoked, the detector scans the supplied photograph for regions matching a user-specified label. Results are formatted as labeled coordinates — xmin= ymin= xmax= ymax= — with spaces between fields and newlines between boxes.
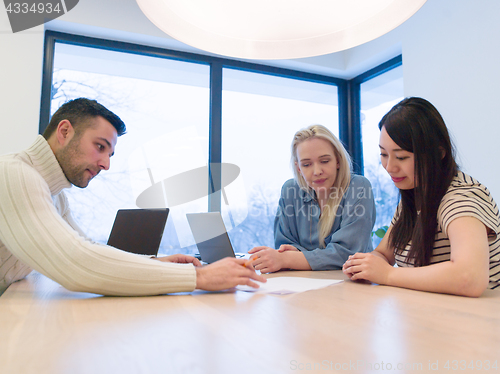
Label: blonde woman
xmin=249 ymin=125 xmax=376 ymax=273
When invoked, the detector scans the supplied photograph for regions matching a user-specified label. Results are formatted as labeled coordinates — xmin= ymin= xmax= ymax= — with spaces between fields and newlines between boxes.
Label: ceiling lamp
xmin=136 ymin=0 xmax=427 ymax=60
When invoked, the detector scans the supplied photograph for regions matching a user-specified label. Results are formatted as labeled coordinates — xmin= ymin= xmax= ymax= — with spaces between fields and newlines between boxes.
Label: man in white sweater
xmin=0 ymin=98 xmax=265 ymax=296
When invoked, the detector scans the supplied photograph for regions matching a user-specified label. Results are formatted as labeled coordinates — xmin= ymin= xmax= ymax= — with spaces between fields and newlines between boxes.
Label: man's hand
xmin=155 ymin=254 xmax=202 ymax=267
xmin=195 ymin=257 xmax=267 ymax=291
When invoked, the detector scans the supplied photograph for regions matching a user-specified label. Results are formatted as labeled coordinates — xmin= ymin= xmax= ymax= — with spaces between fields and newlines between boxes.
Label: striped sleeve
xmin=391 ymin=201 xmax=402 ymax=226
xmin=438 ymin=172 xmax=500 ymax=242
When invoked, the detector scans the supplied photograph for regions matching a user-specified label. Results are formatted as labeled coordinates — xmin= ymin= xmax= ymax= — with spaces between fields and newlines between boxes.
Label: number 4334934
xmin=444 ymin=360 xmax=498 ymax=370
xmin=5 ymin=2 xmax=62 ymax=14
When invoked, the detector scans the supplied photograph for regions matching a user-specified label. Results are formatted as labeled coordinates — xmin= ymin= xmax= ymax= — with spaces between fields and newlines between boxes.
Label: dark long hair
xmin=379 ymin=97 xmax=458 ymax=266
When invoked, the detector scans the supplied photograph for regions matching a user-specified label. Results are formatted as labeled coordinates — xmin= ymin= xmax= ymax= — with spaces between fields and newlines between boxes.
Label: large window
xmin=221 ymin=68 xmax=338 ymax=251
xmin=360 ymin=63 xmax=403 ymax=245
xmin=50 ymin=42 xmax=211 ymax=255
xmin=42 ymin=32 xmax=402 ymax=254
xmin=42 ymin=32 xmax=342 ymax=255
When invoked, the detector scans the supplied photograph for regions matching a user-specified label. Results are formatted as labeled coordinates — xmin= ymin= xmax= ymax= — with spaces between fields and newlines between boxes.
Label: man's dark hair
xmin=42 ymin=98 xmax=126 ymax=139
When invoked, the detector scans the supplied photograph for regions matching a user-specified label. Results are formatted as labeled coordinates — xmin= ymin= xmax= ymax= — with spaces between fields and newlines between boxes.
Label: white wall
xmin=1 ymin=0 xmax=500 ymax=197
xmin=0 ymin=11 xmax=44 ymax=153
xmin=403 ymin=0 xmax=500 ymax=199
xmin=346 ymin=0 xmax=500 ymax=197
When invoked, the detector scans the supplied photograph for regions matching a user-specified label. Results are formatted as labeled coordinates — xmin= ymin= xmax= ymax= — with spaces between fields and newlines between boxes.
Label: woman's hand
xmin=277 ymin=244 xmax=299 ymax=253
xmin=342 ymin=252 xmax=393 ymax=285
xmin=248 ymin=246 xmax=284 ymax=273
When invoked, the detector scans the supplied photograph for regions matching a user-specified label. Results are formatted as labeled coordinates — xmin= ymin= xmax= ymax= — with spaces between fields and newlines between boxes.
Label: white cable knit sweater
xmin=0 ymin=136 xmax=196 ymax=296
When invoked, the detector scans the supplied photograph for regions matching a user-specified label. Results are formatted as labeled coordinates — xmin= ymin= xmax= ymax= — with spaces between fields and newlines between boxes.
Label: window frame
xmin=346 ymin=55 xmax=403 ymax=174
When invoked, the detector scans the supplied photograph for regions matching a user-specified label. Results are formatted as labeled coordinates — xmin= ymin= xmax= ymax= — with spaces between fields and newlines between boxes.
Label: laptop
xmin=107 ymin=208 xmax=169 ymax=256
xmin=186 ymin=212 xmax=248 ymax=264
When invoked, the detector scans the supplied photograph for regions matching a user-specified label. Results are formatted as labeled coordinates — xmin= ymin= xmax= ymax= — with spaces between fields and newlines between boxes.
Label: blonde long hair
xmin=291 ymin=125 xmax=352 ymax=247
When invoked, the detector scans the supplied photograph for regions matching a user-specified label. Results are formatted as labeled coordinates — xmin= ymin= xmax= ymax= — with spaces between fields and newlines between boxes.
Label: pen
xmin=243 ymin=256 xmax=258 ymax=268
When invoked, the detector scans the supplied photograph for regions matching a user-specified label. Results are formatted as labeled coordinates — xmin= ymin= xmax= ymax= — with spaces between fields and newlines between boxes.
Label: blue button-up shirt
xmin=274 ymin=175 xmax=376 ymax=270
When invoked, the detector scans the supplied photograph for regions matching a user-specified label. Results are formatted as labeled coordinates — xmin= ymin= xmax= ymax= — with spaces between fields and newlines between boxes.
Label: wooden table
xmin=1 ymin=271 xmax=499 ymax=374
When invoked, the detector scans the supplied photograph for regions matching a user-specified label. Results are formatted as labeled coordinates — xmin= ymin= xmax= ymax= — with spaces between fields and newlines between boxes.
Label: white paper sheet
xmin=237 ymin=277 xmax=343 ymax=295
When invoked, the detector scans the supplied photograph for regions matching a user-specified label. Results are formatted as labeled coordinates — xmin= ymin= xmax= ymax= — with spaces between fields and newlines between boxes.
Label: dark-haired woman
xmin=342 ymin=97 xmax=500 ymax=297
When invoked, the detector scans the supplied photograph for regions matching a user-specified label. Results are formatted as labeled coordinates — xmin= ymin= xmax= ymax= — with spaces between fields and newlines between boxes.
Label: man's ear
xmin=55 ymin=120 xmax=75 ymax=146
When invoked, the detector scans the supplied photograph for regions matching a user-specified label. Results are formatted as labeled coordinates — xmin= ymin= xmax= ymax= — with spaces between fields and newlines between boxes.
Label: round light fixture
xmin=136 ymin=0 xmax=426 ymax=60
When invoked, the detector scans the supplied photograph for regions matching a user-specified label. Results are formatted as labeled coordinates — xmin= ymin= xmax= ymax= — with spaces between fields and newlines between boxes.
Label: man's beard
xmin=55 ymin=137 xmax=99 ymax=188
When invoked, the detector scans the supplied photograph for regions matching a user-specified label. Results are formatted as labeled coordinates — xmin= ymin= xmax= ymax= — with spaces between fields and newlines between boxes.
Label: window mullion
xmin=208 ymin=62 xmax=223 ymax=212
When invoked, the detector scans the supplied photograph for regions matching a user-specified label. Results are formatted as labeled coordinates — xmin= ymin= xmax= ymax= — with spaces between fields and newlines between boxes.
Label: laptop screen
xmin=107 ymin=209 xmax=169 ymax=256
xmin=186 ymin=212 xmax=236 ymax=263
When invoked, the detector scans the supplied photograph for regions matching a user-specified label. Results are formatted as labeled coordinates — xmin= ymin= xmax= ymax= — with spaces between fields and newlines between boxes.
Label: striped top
xmin=393 ymin=172 xmax=500 ymax=289
xmin=0 ymin=136 xmax=196 ymax=296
